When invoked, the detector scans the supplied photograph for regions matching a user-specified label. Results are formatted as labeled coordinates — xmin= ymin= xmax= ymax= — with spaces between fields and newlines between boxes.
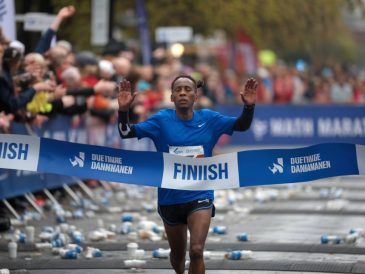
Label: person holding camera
xmin=0 ymin=47 xmax=54 ymax=114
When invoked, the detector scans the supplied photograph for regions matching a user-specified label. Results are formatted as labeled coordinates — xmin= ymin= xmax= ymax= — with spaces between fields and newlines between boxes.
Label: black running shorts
xmin=158 ymin=199 xmax=215 ymax=226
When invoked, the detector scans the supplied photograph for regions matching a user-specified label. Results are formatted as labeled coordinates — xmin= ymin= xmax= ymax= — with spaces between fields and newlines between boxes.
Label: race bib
xmin=169 ymin=145 xmax=204 ymax=158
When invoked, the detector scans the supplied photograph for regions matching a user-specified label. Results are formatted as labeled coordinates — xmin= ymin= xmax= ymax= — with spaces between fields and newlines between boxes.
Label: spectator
xmin=330 ymin=75 xmax=353 ymax=104
xmin=34 ymin=5 xmax=76 ymax=54
xmin=273 ymin=65 xmax=294 ymax=103
xmin=353 ymin=77 xmax=365 ymax=104
xmin=0 ymin=47 xmax=54 ymax=114
xmin=113 ymin=57 xmax=132 ymax=83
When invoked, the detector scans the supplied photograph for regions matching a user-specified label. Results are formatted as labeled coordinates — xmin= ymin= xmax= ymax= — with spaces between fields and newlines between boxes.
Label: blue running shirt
xmin=134 ymin=109 xmax=236 ymax=205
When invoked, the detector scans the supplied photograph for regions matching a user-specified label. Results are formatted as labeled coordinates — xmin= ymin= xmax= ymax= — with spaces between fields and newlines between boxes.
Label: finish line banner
xmin=0 ymin=134 xmax=364 ymax=190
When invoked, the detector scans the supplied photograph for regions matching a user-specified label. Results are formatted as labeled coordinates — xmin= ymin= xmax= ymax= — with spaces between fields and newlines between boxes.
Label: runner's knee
xmin=170 ymin=249 xmax=186 ymax=262
xmin=189 ymin=244 xmax=204 ymax=260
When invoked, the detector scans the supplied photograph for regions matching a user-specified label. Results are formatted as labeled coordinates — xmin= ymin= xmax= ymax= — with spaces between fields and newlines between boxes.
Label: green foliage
xmin=146 ymin=0 xmax=357 ymax=63
xmin=33 ymin=0 xmax=358 ymax=62
xmin=51 ymin=0 xmax=91 ymax=51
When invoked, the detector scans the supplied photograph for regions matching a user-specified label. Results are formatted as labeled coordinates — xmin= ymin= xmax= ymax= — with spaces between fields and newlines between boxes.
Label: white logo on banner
xmin=161 ymin=152 xmax=239 ymax=190
xmin=70 ymin=152 xmax=85 ymax=168
xmin=169 ymin=145 xmax=204 ymax=158
xmin=90 ymin=153 xmax=133 ymax=174
xmin=269 ymin=158 xmax=284 ymax=174
xmin=252 ymin=119 xmax=268 ymax=140
xmin=290 ymin=153 xmax=331 ymax=173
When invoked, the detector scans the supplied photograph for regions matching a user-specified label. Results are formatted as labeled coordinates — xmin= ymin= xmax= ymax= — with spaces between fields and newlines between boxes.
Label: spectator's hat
xmin=75 ymin=51 xmax=98 ymax=67
xmin=9 ymin=40 xmax=25 ymax=57
xmin=99 ymin=60 xmax=115 ymax=75
xmin=3 ymin=47 xmax=22 ymax=62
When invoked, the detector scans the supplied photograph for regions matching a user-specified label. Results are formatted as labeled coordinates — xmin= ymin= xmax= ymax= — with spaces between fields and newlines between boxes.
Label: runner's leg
xmin=163 ymin=222 xmax=187 ymax=274
xmin=187 ymin=208 xmax=212 ymax=274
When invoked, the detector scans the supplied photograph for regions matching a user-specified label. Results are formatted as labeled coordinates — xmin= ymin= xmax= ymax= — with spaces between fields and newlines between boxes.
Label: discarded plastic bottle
xmin=71 ymin=231 xmax=84 ymax=245
xmin=119 ymin=222 xmax=133 ymax=235
xmin=85 ymin=247 xmax=103 ymax=258
xmin=91 ymin=248 xmax=103 ymax=257
xmin=52 ymin=238 xmax=64 ymax=248
xmin=15 ymin=232 xmax=26 ymax=243
xmin=56 ymin=214 xmax=65 ymax=224
xmin=152 ymin=248 xmax=170 ymax=258
xmin=349 ymin=228 xmax=364 ymax=237
xmin=224 ymin=250 xmax=253 ymax=260
xmin=59 ymin=248 xmax=77 ymax=259
xmin=121 ymin=213 xmax=133 ymax=222
xmin=51 ymin=234 xmax=67 ymax=248
xmin=25 ymin=226 xmax=35 ymax=243
xmin=236 ymin=233 xmax=249 ymax=241
xmin=67 ymin=244 xmax=83 ymax=253
xmin=320 ymin=234 xmax=341 ymax=244
xmin=127 ymin=242 xmax=138 ymax=258
xmin=203 ymin=251 xmax=226 ymax=259
xmin=212 ymin=226 xmax=227 ymax=235
xmin=124 ymin=259 xmax=146 ymax=268
xmin=345 ymin=232 xmax=359 ymax=244
xmin=42 ymin=226 xmax=54 ymax=233
xmin=72 ymin=210 xmax=84 ymax=219
xmin=108 ymin=224 xmax=117 ymax=232
xmin=35 ymin=242 xmax=53 ymax=250
xmin=135 ymin=249 xmax=145 ymax=258
xmin=8 ymin=241 xmax=17 ymax=259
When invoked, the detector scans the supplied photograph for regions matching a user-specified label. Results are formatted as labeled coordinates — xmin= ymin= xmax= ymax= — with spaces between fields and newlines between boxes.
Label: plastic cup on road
xmin=127 ymin=242 xmax=138 ymax=258
xmin=25 ymin=226 xmax=35 ymax=243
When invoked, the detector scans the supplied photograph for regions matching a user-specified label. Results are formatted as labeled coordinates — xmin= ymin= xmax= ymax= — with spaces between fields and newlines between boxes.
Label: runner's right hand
xmin=117 ymin=79 xmax=138 ymax=112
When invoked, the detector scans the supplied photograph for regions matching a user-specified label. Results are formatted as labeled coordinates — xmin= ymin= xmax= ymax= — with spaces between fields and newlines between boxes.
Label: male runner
xmin=118 ymin=75 xmax=257 ymax=274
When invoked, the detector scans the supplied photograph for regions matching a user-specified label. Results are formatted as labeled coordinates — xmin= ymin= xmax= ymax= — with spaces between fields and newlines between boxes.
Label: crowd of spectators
xmin=0 ymin=4 xmax=364 ymax=232
xmin=1 ymin=5 xmax=365 ymax=136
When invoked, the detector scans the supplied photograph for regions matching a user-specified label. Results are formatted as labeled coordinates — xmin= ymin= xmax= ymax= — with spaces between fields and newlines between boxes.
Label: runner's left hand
xmin=240 ymin=78 xmax=258 ymax=106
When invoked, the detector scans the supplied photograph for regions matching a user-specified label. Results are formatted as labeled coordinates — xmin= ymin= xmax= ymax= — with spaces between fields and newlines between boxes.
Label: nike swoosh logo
xmin=197 ymin=199 xmax=209 ymax=203
xmin=198 ymin=123 xmax=206 ymax=128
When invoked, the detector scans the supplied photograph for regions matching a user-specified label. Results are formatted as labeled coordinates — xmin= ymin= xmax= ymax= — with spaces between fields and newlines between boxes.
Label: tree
xmin=146 ymin=0 xmax=356 ymax=63
xmin=39 ymin=0 xmax=358 ymax=63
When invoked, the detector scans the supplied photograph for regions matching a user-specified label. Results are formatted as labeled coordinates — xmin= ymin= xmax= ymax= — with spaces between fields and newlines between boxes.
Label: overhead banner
xmin=0 ymin=134 xmax=364 ymax=191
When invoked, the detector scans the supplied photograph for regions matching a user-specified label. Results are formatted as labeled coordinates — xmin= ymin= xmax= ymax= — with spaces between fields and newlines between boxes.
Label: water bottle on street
xmin=349 ymin=228 xmax=365 ymax=237
xmin=212 ymin=226 xmax=227 ymax=235
xmin=345 ymin=232 xmax=359 ymax=244
xmin=236 ymin=232 xmax=249 ymax=241
xmin=224 ymin=250 xmax=253 ymax=260
xmin=8 ymin=241 xmax=17 ymax=259
xmin=70 ymin=231 xmax=84 ymax=245
xmin=124 ymin=259 xmax=146 ymax=268
xmin=321 ymin=234 xmax=342 ymax=244
xmin=14 ymin=232 xmax=26 ymax=243
xmin=121 ymin=213 xmax=133 ymax=222
xmin=59 ymin=248 xmax=78 ymax=259
xmin=85 ymin=247 xmax=103 ymax=259
xmin=152 ymin=248 xmax=170 ymax=258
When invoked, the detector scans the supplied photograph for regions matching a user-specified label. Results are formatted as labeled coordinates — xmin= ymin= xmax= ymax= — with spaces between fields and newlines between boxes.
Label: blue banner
xmin=1 ymin=105 xmax=365 ymax=199
xmin=0 ymin=115 xmax=156 ymax=199
xmin=216 ymin=105 xmax=365 ymax=145
xmin=0 ymin=134 xmax=364 ymax=197
xmin=135 ymin=0 xmax=151 ymax=65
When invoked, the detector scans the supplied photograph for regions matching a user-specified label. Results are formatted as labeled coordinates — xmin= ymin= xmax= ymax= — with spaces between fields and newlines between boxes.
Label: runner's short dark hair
xmin=171 ymin=75 xmax=204 ymax=92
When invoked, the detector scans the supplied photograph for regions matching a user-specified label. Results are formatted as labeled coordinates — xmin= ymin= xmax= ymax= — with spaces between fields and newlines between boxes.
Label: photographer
xmin=0 ymin=47 xmax=54 ymax=115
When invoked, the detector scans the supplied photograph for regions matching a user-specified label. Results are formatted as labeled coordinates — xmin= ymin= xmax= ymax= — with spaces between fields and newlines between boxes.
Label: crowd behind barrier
xmin=0 ymin=6 xmax=365 ymax=205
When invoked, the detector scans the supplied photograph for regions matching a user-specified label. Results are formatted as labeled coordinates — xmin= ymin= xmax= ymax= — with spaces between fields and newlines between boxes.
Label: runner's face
xmin=171 ymin=78 xmax=197 ymax=110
